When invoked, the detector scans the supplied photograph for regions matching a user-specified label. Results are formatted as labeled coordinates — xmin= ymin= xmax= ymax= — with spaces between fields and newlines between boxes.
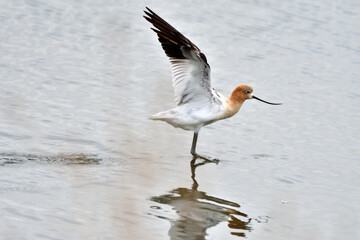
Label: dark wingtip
xmin=143 ymin=15 xmax=151 ymax=22
xmin=144 ymin=7 xmax=155 ymax=16
xmin=142 ymin=6 xmax=209 ymax=66
xmin=143 ymin=7 xmax=151 ymax=16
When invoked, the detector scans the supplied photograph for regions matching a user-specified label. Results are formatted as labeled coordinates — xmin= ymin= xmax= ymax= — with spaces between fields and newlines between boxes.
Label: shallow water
xmin=1 ymin=0 xmax=359 ymax=239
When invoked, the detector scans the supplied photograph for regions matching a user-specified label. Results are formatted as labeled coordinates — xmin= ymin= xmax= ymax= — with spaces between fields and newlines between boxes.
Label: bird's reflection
xmin=150 ymin=157 xmax=266 ymax=239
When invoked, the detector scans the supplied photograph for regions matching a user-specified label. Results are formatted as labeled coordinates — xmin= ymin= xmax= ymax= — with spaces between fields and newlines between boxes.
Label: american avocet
xmin=144 ymin=7 xmax=281 ymax=158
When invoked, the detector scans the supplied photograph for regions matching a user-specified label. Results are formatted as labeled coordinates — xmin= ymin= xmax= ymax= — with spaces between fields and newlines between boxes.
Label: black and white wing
xmin=144 ymin=7 xmax=222 ymax=106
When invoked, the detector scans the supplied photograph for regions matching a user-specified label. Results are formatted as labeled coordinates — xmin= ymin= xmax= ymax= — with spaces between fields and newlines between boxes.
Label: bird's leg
xmin=190 ymin=131 xmax=219 ymax=163
xmin=190 ymin=132 xmax=198 ymax=157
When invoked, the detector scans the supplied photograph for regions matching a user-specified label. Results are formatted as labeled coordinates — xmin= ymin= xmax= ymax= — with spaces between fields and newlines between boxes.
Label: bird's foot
xmin=191 ymin=152 xmax=219 ymax=164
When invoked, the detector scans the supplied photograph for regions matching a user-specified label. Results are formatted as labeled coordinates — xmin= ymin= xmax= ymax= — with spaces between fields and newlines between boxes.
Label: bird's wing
xmin=144 ymin=7 xmax=222 ymax=106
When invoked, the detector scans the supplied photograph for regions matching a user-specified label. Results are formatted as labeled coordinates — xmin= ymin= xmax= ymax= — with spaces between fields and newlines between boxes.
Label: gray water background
xmin=0 ymin=0 xmax=359 ymax=239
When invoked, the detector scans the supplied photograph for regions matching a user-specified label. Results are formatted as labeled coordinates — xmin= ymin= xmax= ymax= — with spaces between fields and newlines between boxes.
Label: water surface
xmin=0 ymin=0 xmax=359 ymax=239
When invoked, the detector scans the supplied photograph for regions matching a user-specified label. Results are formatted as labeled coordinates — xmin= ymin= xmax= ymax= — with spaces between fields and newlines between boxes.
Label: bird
xmin=144 ymin=7 xmax=281 ymax=158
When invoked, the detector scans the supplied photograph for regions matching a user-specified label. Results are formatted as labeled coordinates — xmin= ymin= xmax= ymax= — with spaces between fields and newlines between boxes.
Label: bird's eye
xmin=246 ymin=90 xmax=251 ymax=94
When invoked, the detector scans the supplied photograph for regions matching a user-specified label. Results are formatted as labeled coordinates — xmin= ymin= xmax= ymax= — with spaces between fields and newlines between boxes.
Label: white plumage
xmin=144 ymin=7 xmax=281 ymax=157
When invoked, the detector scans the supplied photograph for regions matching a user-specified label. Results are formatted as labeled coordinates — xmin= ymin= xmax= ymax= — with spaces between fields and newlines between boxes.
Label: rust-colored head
xmin=230 ymin=84 xmax=282 ymax=105
xmin=230 ymin=85 xmax=254 ymax=103
xmin=223 ymin=84 xmax=281 ymax=119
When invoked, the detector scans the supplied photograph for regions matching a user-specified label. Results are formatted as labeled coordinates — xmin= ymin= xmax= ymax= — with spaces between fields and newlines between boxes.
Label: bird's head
xmin=231 ymin=85 xmax=282 ymax=105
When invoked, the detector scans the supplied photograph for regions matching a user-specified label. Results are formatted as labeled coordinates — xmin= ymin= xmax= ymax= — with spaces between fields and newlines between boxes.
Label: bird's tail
xmin=148 ymin=110 xmax=175 ymax=121
xmin=148 ymin=114 xmax=161 ymax=120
